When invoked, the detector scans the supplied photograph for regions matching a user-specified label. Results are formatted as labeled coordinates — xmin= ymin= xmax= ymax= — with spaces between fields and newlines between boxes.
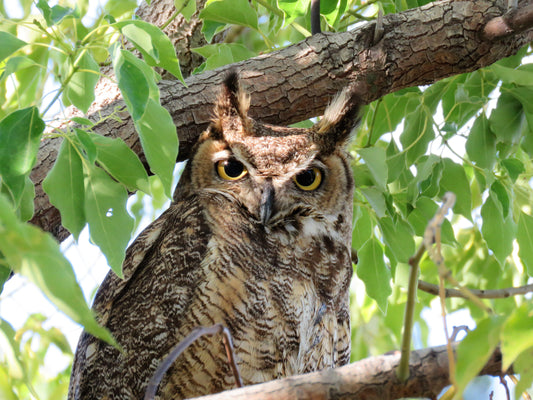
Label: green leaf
xmin=489 ymin=91 xmax=525 ymax=145
xmin=42 ymin=139 xmax=86 ymax=240
xmin=112 ymin=48 xmax=151 ymax=120
xmin=192 ymin=43 xmax=256 ymax=71
xmin=352 ymin=206 xmax=373 ymax=250
xmin=0 ymin=32 xmax=27 ymax=63
xmin=0 ymin=195 xmax=116 ymax=347
xmin=465 ymin=114 xmax=496 ymax=170
xmin=358 ymin=147 xmax=388 ymax=191
xmin=400 ymin=105 xmax=435 ymax=165
xmin=378 ymin=216 xmax=415 ymax=263
xmin=359 ymin=187 xmax=387 ymax=218
xmin=371 ymin=90 xmax=420 ymax=144
xmin=277 ymin=0 xmax=310 ymax=27
xmin=356 ymin=237 xmax=391 ymax=313
xmin=0 ymin=107 xmax=45 ymax=206
xmin=89 ymin=133 xmax=151 ymax=194
xmin=489 ymin=63 xmax=533 ymax=87
xmin=517 ymin=212 xmax=533 ymax=276
xmin=490 ymin=180 xmax=509 ymax=218
xmin=104 ymin=0 xmax=137 ymax=18
xmin=84 ymin=163 xmax=134 ymax=277
xmin=134 ymin=98 xmax=178 ymax=198
xmin=199 ymin=0 xmax=259 ymax=31
xmin=501 ymin=158 xmax=525 ymax=182
xmin=175 ymin=0 xmax=196 ymax=20
xmin=64 ymin=51 xmax=100 ymax=114
xmin=514 ymin=347 xmax=533 ymax=400
xmin=502 ymin=304 xmax=533 ymax=370
xmin=18 ymin=176 xmax=35 ymax=222
xmin=115 ymin=20 xmax=184 ymax=81
xmin=0 ymin=56 xmax=38 ymax=81
xmin=481 ymin=193 xmax=515 ymax=266
xmin=0 ymin=265 xmax=10 ymax=295
xmin=75 ymin=128 xmax=97 ymax=163
xmin=438 ymin=158 xmax=471 ymax=220
xmin=407 ymin=196 xmax=455 ymax=244
xmin=455 ymin=316 xmax=505 ymax=396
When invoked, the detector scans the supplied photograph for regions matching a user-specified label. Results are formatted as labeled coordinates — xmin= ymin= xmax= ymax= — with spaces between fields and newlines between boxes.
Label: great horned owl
xmin=68 ymin=71 xmax=360 ymax=400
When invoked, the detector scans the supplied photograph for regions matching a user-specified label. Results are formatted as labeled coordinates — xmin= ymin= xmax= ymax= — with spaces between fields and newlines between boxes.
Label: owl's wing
xmin=92 ymin=207 xmax=170 ymax=326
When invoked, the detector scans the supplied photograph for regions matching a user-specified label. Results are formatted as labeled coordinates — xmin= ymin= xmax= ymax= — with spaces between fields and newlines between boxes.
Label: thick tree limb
xmin=184 ymin=344 xmax=507 ymax=400
xmin=30 ymin=0 xmax=533 ymax=240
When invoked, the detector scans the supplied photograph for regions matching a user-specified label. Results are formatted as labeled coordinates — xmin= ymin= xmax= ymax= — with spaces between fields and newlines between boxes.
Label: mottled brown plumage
xmin=69 ymin=71 xmax=360 ymax=400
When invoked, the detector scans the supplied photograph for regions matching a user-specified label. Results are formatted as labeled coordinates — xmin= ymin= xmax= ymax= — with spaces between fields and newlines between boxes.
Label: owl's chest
xmin=191 ymin=230 xmax=352 ymax=381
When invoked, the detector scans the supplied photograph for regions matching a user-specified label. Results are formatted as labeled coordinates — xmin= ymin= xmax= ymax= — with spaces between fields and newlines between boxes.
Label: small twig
xmin=484 ymin=2 xmax=533 ymax=40
xmin=373 ymin=7 xmax=384 ymax=44
xmin=418 ymin=281 xmax=533 ymax=299
xmin=396 ymin=193 xmax=456 ymax=382
xmin=144 ymin=324 xmax=243 ymax=400
xmin=450 ymin=325 xmax=470 ymax=342
xmin=423 ymin=192 xmax=457 ymax=388
xmin=500 ymin=375 xmax=512 ymax=400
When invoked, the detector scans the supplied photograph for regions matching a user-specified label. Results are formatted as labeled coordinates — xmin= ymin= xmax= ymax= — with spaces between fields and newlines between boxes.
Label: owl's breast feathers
xmin=69 ymin=192 xmax=352 ymax=400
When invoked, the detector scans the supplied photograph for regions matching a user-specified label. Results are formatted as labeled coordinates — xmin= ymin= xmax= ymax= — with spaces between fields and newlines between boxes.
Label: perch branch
xmin=188 ymin=344 xmax=507 ymax=400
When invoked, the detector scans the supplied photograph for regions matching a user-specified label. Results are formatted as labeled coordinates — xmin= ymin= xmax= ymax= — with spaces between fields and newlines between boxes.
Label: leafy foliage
xmin=0 ymin=0 xmax=532 ymax=399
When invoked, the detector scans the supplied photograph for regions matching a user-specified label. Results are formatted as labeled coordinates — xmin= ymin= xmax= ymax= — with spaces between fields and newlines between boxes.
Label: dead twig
xmin=417 ymin=281 xmax=533 ymax=299
xmin=484 ymin=2 xmax=533 ymax=40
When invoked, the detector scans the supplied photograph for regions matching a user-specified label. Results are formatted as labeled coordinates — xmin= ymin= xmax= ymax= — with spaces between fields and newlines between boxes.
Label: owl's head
xmin=180 ymin=71 xmax=360 ymax=237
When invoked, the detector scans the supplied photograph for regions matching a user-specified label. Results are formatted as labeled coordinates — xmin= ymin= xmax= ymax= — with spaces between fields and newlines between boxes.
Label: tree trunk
xmin=30 ymin=0 xmax=533 ymax=240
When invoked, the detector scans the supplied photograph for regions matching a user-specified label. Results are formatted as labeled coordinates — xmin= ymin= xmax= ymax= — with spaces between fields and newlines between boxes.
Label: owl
xmin=68 ymin=71 xmax=361 ymax=400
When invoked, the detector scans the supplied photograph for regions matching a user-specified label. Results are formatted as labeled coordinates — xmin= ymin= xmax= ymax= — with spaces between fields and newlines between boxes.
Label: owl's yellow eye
xmin=216 ymin=159 xmax=248 ymax=181
xmin=293 ymin=167 xmax=322 ymax=191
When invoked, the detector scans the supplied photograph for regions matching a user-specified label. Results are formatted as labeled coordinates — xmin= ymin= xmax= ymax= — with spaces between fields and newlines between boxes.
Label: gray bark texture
xmin=30 ymin=0 xmax=533 ymax=240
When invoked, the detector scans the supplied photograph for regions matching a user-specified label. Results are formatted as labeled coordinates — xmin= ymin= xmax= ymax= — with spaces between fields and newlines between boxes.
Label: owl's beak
xmin=260 ymin=181 xmax=275 ymax=224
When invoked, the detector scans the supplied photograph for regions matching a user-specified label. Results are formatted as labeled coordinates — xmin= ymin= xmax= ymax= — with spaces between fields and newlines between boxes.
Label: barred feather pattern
xmin=69 ymin=72 xmax=358 ymax=400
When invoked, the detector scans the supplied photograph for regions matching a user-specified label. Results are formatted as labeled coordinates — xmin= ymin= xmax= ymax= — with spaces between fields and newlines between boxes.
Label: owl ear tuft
xmin=213 ymin=70 xmax=251 ymax=124
xmin=313 ymin=85 xmax=362 ymax=153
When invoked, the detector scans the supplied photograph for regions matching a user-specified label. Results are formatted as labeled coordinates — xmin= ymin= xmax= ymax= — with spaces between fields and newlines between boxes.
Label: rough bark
xmin=187 ymin=344 xmax=507 ymax=400
xmin=30 ymin=0 xmax=533 ymax=240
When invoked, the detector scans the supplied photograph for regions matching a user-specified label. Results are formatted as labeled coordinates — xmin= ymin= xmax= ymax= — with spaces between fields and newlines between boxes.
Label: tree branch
xmin=418 ymin=281 xmax=533 ymax=299
xmin=30 ymin=0 xmax=533 ymax=240
xmin=184 ymin=344 xmax=507 ymax=400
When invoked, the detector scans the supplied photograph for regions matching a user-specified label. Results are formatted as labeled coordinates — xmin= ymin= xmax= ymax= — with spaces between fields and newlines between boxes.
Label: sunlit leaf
xmin=501 ymin=304 xmax=533 ymax=370
xmin=175 ymin=0 xmax=196 ymax=20
xmin=378 ymin=216 xmax=415 ymax=263
xmin=0 ymin=32 xmax=27 ymax=63
xmin=356 ymin=237 xmax=391 ymax=313
xmin=64 ymin=51 xmax=100 ymax=114
xmin=465 ymin=114 xmax=496 ymax=170
xmin=352 ymin=206 xmax=373 ymax=251
xmin=481 ymin=193 xmax=515 ymax=266
xmin=401 ymin=105 xmax=434 ymax=165
xmin=89 ymin=133 xmax=151 ymax=194
xmin=200 ymin=0 xmax=258 ymax=30
xmin=438 ymin=158 xmax=471 ymax=220
xmin=134 ymin=98 xmax=178 ymax=198
xmin=42 ymin=139 xmax=86 ymax=240
xmin=0 ymin=107 xmax=45 ymax=206
xmin=0 ymin=195 xmax=116 ymax=347
xmin=84 ymin=164 xmax=134 ymax=277
xmin=517 ymin=212 xmax=533 ymax=277
xmin=455 ymin=316 xmax=505 ymax=396
xmin=358 ymin=147 xmax=388 ymax=191
xmin=115 ymin=20 xmax=184 ymax=81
